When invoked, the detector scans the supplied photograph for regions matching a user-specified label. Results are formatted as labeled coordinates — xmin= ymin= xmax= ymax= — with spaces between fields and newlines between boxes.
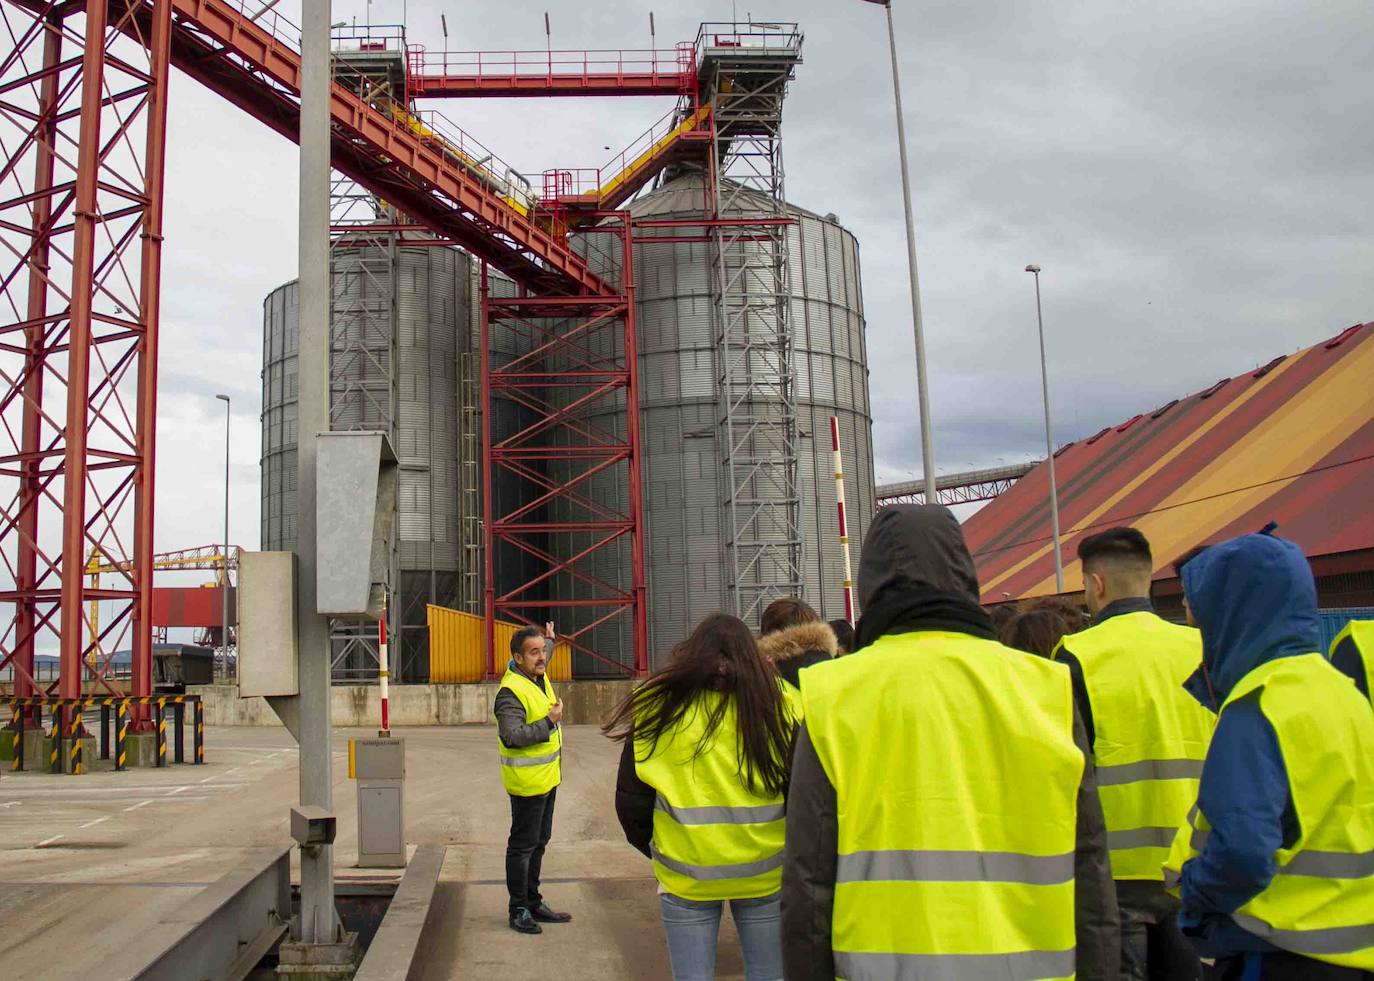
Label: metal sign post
xmin=295 ymin=0 xmax=338 ymax=946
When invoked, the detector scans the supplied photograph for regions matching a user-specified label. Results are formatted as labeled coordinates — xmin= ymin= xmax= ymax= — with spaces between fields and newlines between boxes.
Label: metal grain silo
xmin=260 ymin=242 xmax=471 ymax=678
xmin=560 ymin=175 xmax=876 ymax=668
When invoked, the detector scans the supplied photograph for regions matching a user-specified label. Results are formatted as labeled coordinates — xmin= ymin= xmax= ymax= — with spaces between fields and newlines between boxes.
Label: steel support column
xmin=480 ymin=215 xmax=646 ymax=677
xmin=0 ymin=0 xmax=171 ymax=712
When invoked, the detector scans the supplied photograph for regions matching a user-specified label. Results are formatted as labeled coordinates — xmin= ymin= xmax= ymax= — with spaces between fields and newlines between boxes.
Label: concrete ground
xmin=0 ymin=725 xmax=751 ymax=979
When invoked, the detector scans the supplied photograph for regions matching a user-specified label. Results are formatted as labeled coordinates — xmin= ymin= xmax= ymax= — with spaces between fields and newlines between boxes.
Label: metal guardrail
xmin=408 ymin=45 xmax=687 ymax=80
xmin=696 ymin=21 xmax=803 ymax=56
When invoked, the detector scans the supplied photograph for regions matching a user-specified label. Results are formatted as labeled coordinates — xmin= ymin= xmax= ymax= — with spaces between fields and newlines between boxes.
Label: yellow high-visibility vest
xmin=1330 ymin=620 xmax=1374 ymax=707
xmin=1164 ymin=654 xmax=1374 ymax=970
xmin=1055 ymin=611 xmax=1214 ymax=880
xmin=801 ymin=631 xmax=1083 ymax=981
xmin=634 ymin=691 xmax=786 ymax=902
xmin=780 ymin=677 xmax=804 ymax=723
xmin=496 ymin=667 xmax=562 ymax=797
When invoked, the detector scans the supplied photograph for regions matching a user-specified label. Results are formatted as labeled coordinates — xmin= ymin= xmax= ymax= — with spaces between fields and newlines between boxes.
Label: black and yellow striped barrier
xmin=69 ymin=706 xmax=83 ymax=775
xmin=8 ymin=703 xmax=20 ymax=772
xmin=2 ymin=694 xmax=205 ymax=774
xmin=156 ymin=700 xmax=167 ymax=768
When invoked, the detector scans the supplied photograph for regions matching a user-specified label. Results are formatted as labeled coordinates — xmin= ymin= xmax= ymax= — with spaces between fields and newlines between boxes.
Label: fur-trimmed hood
xmin=758 ymin=621 xmax=838 ymax=664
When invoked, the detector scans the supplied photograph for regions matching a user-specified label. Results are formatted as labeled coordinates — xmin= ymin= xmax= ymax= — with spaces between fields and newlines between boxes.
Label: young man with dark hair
xmin=1054 ymin=526 xmax=1214 ymax=981
xmin=494 ymin=621 xmax=572 ymax=934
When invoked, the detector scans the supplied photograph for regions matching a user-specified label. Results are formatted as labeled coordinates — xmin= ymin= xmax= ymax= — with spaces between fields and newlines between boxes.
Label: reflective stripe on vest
xmin=801 ymin=631 xmax=1081 ymax=979
xmin=837 ymin=849 xmax=1073 ymax=886
xmin=835 ymin=948 xmax=1077 ymax=981
xmin=496 ymin=667 xmax=561 ymax=797
xmin=1330 ymin=620 xmax=1374 ymax=706
xmin=634 ymin=691 xmax=787 ymax=902
xmin=1163 ymin=654 xmax=1374 ymax=970
xmin=1056 ymin=612 xmax=1213 ymax=881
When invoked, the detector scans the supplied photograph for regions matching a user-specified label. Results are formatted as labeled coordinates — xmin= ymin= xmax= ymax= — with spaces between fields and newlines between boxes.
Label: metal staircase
xmin=698 ymin=24 xmax=805 ymax=624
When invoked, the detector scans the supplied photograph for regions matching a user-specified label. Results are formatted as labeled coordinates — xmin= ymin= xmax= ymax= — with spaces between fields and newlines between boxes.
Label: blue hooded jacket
xmin=1176 ymin=532 xmax=1322 ymax=959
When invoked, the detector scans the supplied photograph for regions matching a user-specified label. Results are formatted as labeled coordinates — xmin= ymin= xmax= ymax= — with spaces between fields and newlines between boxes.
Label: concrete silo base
xmin=189 ymin=681 xmax=635 ymax=728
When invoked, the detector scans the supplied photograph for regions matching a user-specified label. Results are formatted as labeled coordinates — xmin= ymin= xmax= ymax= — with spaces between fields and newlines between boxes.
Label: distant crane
xmin=84 ymin=545 xmax=240 ymax=677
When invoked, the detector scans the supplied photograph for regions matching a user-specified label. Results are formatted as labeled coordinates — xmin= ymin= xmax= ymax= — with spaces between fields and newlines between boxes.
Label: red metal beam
xmin=406 ymin=45 xmax=695 ymax=99
xmin=125 ymin=0 xmax=609 ymax=295
xmin=412 ymin=74 xmax=686 ymax=98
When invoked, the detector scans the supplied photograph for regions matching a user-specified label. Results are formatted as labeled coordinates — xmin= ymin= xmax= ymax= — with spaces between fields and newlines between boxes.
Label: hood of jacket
xmin=758 ymin=621 xmax=838 ymax=665
xmin=857 ymin=503 xmax=980 ymax=610
xmin=1181 ymin=531 xmax=1320 ymax=703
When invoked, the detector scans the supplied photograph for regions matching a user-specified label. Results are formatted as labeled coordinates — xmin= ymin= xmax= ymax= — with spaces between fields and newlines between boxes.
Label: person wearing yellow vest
xmin=495 ymin=621 xmax=571 ymax=935
xmin=781 ymin=504 xmax=1121 ymax=981
xmin=1163 ymin=530 xmax=1374 ymax=980
xmin=1053 ymin=527 xmax=1213 ymax=981
xmin=1330 ymin=619 xmax=1374 ymax=707
xmin=605 ymin=613 xmax=796 ymax=980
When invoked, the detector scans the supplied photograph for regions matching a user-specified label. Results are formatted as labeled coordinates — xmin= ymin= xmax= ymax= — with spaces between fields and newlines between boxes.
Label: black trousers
xmin=1207 ymin=951 xmax=1373 ymax=980
xmin=506 ymin=788 xmax=556 ymax=913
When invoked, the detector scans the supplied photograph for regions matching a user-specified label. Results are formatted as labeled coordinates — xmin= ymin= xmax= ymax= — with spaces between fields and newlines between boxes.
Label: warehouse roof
xmin=963 ymin=321 xmax=1374 ymax=602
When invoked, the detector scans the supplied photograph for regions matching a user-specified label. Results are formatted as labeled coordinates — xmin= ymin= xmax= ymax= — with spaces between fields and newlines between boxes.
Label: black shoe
xmin=509 ymin=907 xmax=542 ymax=934
xmin=530 ymin=902 xmax=572 ymax=924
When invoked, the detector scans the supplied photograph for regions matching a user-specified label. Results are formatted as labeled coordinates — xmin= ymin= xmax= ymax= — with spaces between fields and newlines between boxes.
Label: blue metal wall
xmin=1319 ymin=607 xmax=1374 ymax=654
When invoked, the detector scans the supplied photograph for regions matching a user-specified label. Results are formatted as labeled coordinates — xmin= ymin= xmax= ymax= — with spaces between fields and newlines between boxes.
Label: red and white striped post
xmin=831 ymin=416 xmax=857 ymax=624
xmin=378 ymin=599 xmax=391 ymax=736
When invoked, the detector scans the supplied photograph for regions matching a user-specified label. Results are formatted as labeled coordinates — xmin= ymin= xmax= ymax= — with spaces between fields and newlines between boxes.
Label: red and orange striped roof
xmin=964 ymin=321 xmax=1374 ymax=602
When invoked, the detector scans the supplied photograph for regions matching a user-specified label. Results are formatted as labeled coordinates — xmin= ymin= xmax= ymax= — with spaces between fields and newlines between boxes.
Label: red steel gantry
xmin=0 ymin=0 xmax=796 ymax=698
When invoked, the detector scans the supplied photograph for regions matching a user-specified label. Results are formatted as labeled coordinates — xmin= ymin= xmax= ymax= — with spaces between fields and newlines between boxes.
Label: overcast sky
xmin=149 ymin=0 xmax=1374 ymax=557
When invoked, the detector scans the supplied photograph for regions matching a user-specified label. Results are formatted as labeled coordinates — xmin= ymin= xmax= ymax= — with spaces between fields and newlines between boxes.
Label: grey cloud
xmin=144 ymin=0 xmax=1372 ymax=558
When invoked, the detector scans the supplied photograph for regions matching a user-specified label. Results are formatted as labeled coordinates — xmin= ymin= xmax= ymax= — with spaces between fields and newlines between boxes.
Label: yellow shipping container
xmin=427 ymin=605 xmax=572 ymax=683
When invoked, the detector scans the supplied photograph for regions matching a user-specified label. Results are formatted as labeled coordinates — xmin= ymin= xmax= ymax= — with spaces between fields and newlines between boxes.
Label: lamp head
xmin=1024 ymin=264 xmax=1041 ymax=274
xmin=215 ymin=393 xmax=230 ymax=403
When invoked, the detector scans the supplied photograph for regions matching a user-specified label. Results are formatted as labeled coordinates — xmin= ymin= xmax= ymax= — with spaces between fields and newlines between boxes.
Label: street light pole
xmin=1025 ymin=265 xmax=1064 ymax=593
xmin=863 ymin=0 xmax=937 ymax=502
xmin=215 ymin=394 xmax=230 ymax=677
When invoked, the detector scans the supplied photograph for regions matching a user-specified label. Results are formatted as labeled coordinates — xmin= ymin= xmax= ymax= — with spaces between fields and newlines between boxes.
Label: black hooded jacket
xmin=780 ymin=504 xmax=1120 ymax=981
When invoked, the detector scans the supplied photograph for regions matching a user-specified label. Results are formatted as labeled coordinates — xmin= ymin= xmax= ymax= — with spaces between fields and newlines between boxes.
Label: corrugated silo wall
xmin=557 ymin=178 xmax=876 ymax=672
xmin=261 ymin=246 xmax=471 ymax=680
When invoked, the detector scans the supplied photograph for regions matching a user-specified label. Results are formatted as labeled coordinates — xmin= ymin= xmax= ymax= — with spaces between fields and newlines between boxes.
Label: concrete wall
xmin=189 ymin=681 xmax=635 ymax=727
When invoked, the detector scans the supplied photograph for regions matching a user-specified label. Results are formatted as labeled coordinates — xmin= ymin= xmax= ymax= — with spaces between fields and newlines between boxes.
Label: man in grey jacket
xmin=495 ymin=622 xmax=571 ymax=934
xmin=781 ymin=505 xmax=1120 ymax=980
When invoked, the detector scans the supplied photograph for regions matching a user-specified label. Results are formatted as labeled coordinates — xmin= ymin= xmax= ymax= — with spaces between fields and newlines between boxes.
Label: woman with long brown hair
xmin=605 ymin=612 xmax=794 ymax=981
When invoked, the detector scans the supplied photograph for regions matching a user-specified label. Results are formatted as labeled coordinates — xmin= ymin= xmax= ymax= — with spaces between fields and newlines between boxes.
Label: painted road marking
xmin=124 ymin=800 xmax=153 ymax=812
xmin=36 ymin=834 xmax=63 ymax=847
xmin=78 ymin=817 xmax=110 ymax=830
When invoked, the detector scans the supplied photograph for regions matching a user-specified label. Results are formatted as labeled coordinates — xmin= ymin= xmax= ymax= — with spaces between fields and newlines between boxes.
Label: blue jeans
xmin=659 ymin=891 xmax=783 ymax=981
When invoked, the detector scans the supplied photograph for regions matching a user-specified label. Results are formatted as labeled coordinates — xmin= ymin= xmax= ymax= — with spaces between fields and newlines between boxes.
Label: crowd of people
xmin=493 ymin=503 xmax=1374 ymax=981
